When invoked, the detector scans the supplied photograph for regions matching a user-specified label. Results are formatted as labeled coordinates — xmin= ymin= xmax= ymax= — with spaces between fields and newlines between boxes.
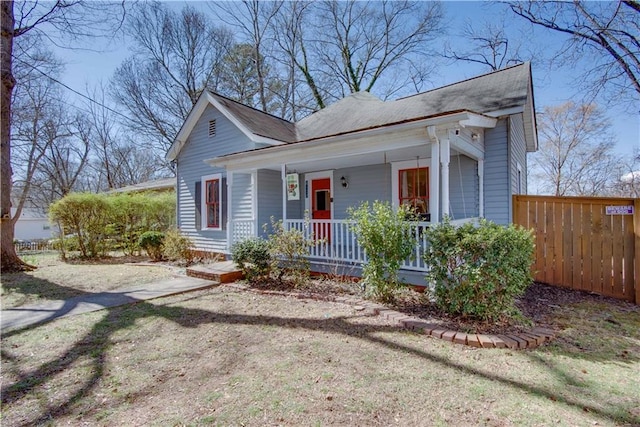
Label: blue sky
xmin=52 ymin=1 xmax=639 ymax=157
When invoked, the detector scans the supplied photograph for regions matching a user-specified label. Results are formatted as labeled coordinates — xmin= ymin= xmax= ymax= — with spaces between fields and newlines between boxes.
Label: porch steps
xmin=186 ymin=261 xmax=244 ymax=283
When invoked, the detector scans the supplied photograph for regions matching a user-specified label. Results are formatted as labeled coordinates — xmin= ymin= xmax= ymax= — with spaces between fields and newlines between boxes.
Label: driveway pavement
xmin=1 ymin=276 xmax=218 ymax=333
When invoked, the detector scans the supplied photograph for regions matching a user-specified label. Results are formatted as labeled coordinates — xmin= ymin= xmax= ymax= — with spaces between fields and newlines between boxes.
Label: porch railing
xmin=230 ymin=217 xmax=478 ymax=272
xmin=284 ymin=219 xmax=433 ymax=272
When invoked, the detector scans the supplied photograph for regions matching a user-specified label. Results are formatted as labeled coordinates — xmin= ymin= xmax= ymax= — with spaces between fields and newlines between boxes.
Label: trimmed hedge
xmin=423 ymin=218 xmax=535 ymax=322
xmin=49 ymin=191 xmax=176 ymax=258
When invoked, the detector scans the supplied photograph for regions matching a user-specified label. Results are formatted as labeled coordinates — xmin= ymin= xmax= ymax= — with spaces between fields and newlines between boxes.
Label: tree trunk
xmin=1 ymin=0 xmax=32 ymax=272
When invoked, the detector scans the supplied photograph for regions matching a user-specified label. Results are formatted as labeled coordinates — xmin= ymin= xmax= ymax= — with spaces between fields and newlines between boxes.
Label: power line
xmin=12 ymin=56 xmax=132 ymax=121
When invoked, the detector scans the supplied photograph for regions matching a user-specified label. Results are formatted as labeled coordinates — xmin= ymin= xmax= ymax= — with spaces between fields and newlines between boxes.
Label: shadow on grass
xmin=2 ymin=287 xmax=639 ymax=426
xmin=1 ymin=273 xmax=90 ymax=309
xmin=537 ymin=300 xmax=640 ymax=364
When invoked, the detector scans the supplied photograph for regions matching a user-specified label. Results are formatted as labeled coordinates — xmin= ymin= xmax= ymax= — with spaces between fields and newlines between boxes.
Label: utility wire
xmin=12 ymin=56 xmax=132 ymax=121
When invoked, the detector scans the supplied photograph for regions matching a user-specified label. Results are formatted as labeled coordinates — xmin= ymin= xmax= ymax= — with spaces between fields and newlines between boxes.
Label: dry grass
xmin=0 ymin=253 xmax=178 ymax=310
xmin=1 ymin=256 xmax=639 ymax=426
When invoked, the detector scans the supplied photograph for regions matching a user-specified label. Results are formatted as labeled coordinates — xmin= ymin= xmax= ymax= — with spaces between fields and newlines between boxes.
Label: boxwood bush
xmin=423 ymin=218 xmax=534 ymax=322
xmin=231 ymin=237 xmax=271 ymax=280
xmin=138 ymin=231 xmax=165 ymax=261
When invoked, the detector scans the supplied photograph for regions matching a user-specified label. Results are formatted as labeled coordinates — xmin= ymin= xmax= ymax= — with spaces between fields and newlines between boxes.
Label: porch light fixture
xmin=340 ymin=176 xmax=348 ymax=188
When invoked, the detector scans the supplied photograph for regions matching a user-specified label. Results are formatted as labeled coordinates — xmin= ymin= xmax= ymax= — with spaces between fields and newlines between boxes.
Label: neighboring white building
xmin=12 ymin=208 xmax=54 ymax=241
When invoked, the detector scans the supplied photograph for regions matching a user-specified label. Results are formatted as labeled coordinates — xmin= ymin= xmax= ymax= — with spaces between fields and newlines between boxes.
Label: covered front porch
xmin=208 ymin=111 xmax=496 ymax=275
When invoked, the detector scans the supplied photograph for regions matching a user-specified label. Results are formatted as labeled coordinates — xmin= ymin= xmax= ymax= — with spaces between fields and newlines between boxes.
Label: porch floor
xmin=187 ymin=261 xmax=244 ymax=283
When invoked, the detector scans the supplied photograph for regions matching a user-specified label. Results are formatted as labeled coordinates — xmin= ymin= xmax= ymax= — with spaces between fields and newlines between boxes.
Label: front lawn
xmin=1 ymin=257 xmax=638 ymax=426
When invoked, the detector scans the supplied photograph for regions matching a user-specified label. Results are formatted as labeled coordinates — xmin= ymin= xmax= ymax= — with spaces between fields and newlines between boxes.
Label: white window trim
xmin=201 ymin=173 xmax=222 ymax=231
xmin=391 ymin=159 xmax=430 ymax=209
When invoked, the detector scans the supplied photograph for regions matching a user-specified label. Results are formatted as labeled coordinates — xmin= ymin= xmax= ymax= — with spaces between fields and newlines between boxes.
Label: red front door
xmin=311 ymin=178 xmax=331 ymax=242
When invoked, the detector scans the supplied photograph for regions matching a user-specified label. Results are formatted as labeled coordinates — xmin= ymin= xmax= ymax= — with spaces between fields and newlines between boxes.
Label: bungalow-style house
xmin=167 ymin=63 xmax=537 ymax=280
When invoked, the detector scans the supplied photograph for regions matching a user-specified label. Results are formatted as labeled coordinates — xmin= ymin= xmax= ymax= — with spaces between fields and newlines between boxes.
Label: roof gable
xmin=166 ymin=92 xmax=295 ymax=161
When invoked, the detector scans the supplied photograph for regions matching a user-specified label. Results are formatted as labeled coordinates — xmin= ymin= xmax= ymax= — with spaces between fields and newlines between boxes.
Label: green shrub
xmin=107 ymin=193 xmax=147 ymax=255
xmin=49 ymin=193 xmax=110 ymax=258
xmin=49 ymin=190 xmax=176 ymax=259
xmin=347 ymin=201 xmax=416 ymax=302
xmin=266 ymin=217 xmax=314 ymax=286
xmin=231 ymin=237 xmax=271 ymax=280
xmin=107 ymin=192 xmax=176 ymax=255
xmin=423 ymin=218 xmax=535 ymax=322
xmin=143 ymin=192 xmax=176 ymax=231
xmin=162 ymin=229 xmax=194 ymax=265
xmin=138 ymin=231 xmax=165 ymax=261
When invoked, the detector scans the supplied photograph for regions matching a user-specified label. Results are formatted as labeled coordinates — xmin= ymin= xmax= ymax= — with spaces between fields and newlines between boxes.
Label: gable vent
xmin=208 ymin=119 xmax=216 ymax=137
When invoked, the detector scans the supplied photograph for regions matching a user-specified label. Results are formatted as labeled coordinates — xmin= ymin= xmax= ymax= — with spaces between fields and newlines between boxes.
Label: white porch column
xmin=281 ymin=164 xmax=287 ymax=224
xmin=478 ymin=159 xmax=484 ymax=218
xmin=440 ymin=137 xmax=450 ymax=218
xmin=430 ymin=139 xmax=440 ymax=223
xmin=226 ymin=172 xmax=234 ymax=249
xmin=251 ymin=171 xmax=257 ymax=236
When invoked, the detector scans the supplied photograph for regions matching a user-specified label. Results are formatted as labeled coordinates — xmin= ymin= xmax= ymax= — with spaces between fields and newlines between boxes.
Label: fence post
xmin=635 ymin=199 xmax=640 ymax=305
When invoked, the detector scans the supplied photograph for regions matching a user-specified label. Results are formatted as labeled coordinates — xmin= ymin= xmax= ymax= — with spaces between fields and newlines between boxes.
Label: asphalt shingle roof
xmin=296 ymin=63 xmax=531 ymax=141
xmin=168 ymin=63 xmax=533 ymax=160
xmin=210 ymin=94 xmax=298 ymax=143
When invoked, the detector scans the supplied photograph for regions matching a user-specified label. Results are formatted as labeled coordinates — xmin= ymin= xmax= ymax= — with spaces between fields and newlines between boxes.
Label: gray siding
xmin=509 ymin=114 xmax=527 ymax=195
xmin=257 ymin=169 xmax=283 ymax=237
xmin=449 ymin=155 xmax=479 ymax=220
xmin=483 ymin=119 xmax=510 ymax=225
xmin=177 ymin=105 xmax=257 ymax=252
xmin=333 ymin=164 xmax=391 ymax=219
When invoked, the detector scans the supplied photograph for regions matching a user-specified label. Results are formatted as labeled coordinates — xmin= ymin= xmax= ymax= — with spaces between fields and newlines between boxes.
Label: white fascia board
xmin=459 ymin=114 xmax=497 ymax=128
xmin=166 ymin=94 xmax=210 ymax=161
xmin=205 ymin=111 xmax=478 ymax=171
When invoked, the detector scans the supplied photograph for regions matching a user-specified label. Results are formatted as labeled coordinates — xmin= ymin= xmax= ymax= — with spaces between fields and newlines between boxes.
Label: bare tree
xmin=1 ymin=0 xmax=125 ymax=272
xmin=212 ymin=0 xmax=284 ymax=113
xmin=111 ymin=2 xmax=234 ymax=156
xmin=10 ymin=40 xmax=67 ymax=216
xmin=262 ymin=1 xmax=444 ymax=112
xmin=83 ymin=82 xmax=158 ymax=191
xmin=271 ymin=0 xmax=328 ymax=117
xmin=612 ymin=149 xmax=640 ymax=197
xmin=314 ymin=1 xmax=443 ymax=102
xmin=443 ymin=20 xmax=526 ymax=71
xmin=529 ymin=102 xmax=622 ymax=196
xmin=509 ymin=0 xmax=640 ymax=109
xmin=30 ymin=114 xmax=90 ymax=206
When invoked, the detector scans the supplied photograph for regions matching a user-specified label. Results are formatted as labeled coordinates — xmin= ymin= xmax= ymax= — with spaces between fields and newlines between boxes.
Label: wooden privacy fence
xmin=513 ymin=195 xmax=640 ymax=305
